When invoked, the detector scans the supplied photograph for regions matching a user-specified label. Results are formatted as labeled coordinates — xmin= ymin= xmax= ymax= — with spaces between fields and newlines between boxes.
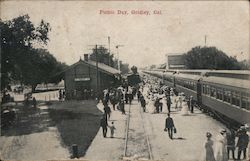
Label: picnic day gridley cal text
xmin=99 ymin=9 xmax=162 ymax=15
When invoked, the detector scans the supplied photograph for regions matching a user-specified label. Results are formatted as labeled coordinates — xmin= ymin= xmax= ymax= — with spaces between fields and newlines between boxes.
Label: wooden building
xmin=64 ymin=57 xmax=120 ymax=100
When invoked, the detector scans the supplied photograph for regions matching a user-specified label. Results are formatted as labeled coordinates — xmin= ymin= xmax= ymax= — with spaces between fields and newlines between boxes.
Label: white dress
xmin=161 ymin=97 xmax=169 ymax=113
xmin=176 ymin=96 xmax=183 ymax=110
xmin=214 ymin=134 xmax=228 ymax=161
xmin=171 ymin=95 xmax=177 ymax=109
xmin=181 ymin=101 xmax=189 ymax=115
xmin=148 ymin=98 xmax=155 ymax=114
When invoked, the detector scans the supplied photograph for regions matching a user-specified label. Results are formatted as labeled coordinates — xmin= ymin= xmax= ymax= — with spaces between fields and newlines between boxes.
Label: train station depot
xmin=63 ymin=57 xmax=121 ymax=100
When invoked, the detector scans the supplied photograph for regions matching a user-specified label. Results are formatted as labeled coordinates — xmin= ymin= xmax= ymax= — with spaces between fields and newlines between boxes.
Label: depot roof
xmin=67 ymin=59 xmax=121 ymax=76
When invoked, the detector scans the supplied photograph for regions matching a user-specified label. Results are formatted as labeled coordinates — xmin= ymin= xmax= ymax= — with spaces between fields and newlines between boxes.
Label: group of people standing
xmin=138 ymin=82 xmax=195 ymax=116
xmin=99 ymin=85 xmax=139 ymax=138
xmin=205 ymin=126 xmax=249 ymax=161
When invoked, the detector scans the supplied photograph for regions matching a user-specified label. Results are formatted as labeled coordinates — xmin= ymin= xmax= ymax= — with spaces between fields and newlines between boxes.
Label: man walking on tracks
xmin=165 ymin=113 xmax=175 ymax=139
xmin=100 ymin=115 xmax=108 ymax=137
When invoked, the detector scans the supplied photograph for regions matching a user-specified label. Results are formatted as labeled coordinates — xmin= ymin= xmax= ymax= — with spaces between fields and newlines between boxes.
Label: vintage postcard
xmin=0 ymin=1 xmax=249 ymax=161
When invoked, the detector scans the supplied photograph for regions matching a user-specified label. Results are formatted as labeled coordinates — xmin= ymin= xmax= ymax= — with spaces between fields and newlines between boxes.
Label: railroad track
xmin=123 ymin=101 xmax=153 ymax=160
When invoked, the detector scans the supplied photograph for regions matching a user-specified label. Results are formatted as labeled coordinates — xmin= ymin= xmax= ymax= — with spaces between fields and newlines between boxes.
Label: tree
xmin=89 ymin=46 xmax=114 ymax=66
xmin=89 ymin=46 xmax=130 ymax=74
xmin=1 ymin=14 xmax=66 ymax=91
xmin=183 ymin=46 xmax=242 ymax=70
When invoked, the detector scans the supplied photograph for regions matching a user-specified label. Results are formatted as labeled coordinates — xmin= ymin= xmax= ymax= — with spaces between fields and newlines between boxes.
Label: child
xmin=109 ymin=122 xmax=116 ymax=138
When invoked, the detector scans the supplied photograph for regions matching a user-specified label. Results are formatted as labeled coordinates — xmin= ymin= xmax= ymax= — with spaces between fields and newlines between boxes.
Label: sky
xmin=1 ymin=1 xmax=249 ymax=67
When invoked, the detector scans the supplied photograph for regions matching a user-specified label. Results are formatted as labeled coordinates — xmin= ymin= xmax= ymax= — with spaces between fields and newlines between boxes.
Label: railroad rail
xmin=123 ymin=101 xmax=153 ymax=160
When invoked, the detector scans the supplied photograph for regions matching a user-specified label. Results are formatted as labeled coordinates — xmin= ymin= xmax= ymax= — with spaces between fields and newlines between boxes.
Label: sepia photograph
xmin=0 ymin=1 xmax=249 ymax=161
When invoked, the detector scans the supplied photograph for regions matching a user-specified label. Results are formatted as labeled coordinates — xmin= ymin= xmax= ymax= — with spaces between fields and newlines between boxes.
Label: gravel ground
xmin=125 ymin=103 xmax=150 ymax=159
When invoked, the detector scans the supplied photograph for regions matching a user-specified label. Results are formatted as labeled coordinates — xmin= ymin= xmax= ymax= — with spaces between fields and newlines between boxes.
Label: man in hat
xmin=140 ymin=96 xmax=146 ymax=112
xmin=236 ymin=127 xmax=249 ymax=160
xmin=164 ymin=113 xmax=175 ymax=139
xmin=188 ymin=96 xmax=194 ymax=113
xmin=104 ymin=103 xmax=111 ymax=119
xmin=166 ymin=95 xmax=171 ymax=113
xmin=119 ymin=98 xmax=126 ymax=115
xmin=226 ymin=128 xmax=236 ymax=159
xmin=100 ymin=114 xmax=108 ymax=137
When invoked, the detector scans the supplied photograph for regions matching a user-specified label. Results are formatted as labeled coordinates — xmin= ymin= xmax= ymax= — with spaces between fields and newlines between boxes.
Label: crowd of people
xmin=205 ymin=126 xmax=249 ymax=161
xmin=98 ymin=75 xmax=249 ymax=161
xmin=138 ymin=78 xmax=195 ymax=116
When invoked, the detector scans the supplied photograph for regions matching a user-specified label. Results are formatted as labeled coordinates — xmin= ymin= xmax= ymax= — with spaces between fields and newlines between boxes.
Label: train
xmin=142 ymin=69 xmax=250 ymax=126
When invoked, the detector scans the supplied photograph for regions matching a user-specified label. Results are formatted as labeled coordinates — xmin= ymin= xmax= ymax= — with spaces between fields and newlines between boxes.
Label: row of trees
xmin=183 ymin=46 xmax=249 ymax=70
xmin=89 ymin=46 xmax=129 ymax=74
xmin=1 ymin=15 xmax=67 ymax=91
xmin=156 ymin=46 xmax=249 ymax=70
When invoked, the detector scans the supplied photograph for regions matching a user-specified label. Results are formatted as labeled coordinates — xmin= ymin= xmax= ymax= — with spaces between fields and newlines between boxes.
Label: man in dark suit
xmin=187 ymin=96 xmax=194 ymax=113
xmin=100 ymin=115 xmax=108 ymax=137
xmin=104 ymin=104 xmax=111 ymax=119
xmin=166 ymin=95 xmax=171 ymax=113
xmin=165 ymin=113 xmax=175 ymax=139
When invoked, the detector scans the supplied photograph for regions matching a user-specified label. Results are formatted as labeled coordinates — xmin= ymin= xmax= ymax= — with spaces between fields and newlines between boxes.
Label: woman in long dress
xmin=204 ymin=132 xmax=216 ymax=161
xmin=214 ymin=130 xmax=228 ymax=161
xmin=171 ymin=94 xmax=177 ymax=111
xmin=180 ymin=100 xmax=189 ymax=115
xmin=176 ymin=93 xmax=183 ymax=111
xmin=147 ymin=95 xmax=155 ymax=114
xmin=161 ymin=97 xmax=169 ymax=113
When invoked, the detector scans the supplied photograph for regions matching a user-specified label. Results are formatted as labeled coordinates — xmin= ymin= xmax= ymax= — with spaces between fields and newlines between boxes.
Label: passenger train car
xmin=143 ymin=69 xmax=250 ymax=126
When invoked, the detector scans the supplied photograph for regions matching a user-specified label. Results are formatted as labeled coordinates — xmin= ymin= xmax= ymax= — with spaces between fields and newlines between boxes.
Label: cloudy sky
xmin=1 ymin=1 xmax=249 ymax=67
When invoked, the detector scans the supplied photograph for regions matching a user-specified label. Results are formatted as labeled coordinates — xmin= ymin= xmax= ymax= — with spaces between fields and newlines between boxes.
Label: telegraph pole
xmin=95 ymin=45 xmax=99 ymax=94
xmin=205 ymin=35 xmax=207 ymax=46
xmin=108 ymin=36 xmax=111 ymax=66
xmin=116 ymin=45 xmax=124 ymax=72
xmin=87 ymin=44 xmax=105 ymax=96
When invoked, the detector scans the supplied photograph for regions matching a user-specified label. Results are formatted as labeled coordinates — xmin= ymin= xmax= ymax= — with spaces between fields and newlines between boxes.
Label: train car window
xmin=203 ymin=84 xmax=209 ymax=95
xmin=241 ymin=92 xmax=250 ymax=110
xmin=223 ymin=90 xmax=231 ymax=103
xmin=202 ymin=85 xmax=206 ymax=94
xmin=205 ymin=85 xmax=210 ymax=95
xmin=232 ymin=91 xmax=240 ymax=107
xmin=216 ymin=88 xmax=223 ymax=100
xmin=210 ymin=86 xmax=216 ymax=98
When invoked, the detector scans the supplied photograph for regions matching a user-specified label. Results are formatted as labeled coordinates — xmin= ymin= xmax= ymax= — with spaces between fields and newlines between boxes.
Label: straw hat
xmin=220 ymin=129 xmax=226 ymax=134
xmin=206 ymin=132 xmax=212 ymax=138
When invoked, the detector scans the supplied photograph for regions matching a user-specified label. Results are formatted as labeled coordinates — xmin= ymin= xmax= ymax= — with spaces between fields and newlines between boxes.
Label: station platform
xmin=82 ymin=96 xmax=248 ymax=161
xmin=83 ymin=102 xmax=127 ymax=160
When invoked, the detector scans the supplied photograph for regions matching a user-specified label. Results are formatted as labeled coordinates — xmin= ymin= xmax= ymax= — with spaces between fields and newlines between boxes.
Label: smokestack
xmin=84 ymin=54 xmax=89 ymax=61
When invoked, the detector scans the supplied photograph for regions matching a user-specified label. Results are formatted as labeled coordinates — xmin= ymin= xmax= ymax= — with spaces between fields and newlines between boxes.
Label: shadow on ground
xmin=48 ymin=100 xmax=103 ymax=158
xmin=1 ymin=100 xmax=103 ymax=158
xmin=1 ymin=101 xmax=56 ymax=136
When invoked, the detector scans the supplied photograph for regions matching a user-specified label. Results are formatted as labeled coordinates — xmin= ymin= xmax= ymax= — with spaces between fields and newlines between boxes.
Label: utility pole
xmin=108 ymin=36 xmax=111 ymax=66
xmin=95 ymin=45 xmax=99 ymax=95
xmin=205 ymin=35 xmax=207 ymax=47
xmin=116 ymin=45 xmax=124 ymax=72
xmin=87 ymin=44 xmax=105 ymax=96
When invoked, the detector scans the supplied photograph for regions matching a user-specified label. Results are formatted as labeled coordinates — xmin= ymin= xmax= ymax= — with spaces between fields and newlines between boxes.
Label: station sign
xmin=74 ymin=78 xmax=90 ymax=81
